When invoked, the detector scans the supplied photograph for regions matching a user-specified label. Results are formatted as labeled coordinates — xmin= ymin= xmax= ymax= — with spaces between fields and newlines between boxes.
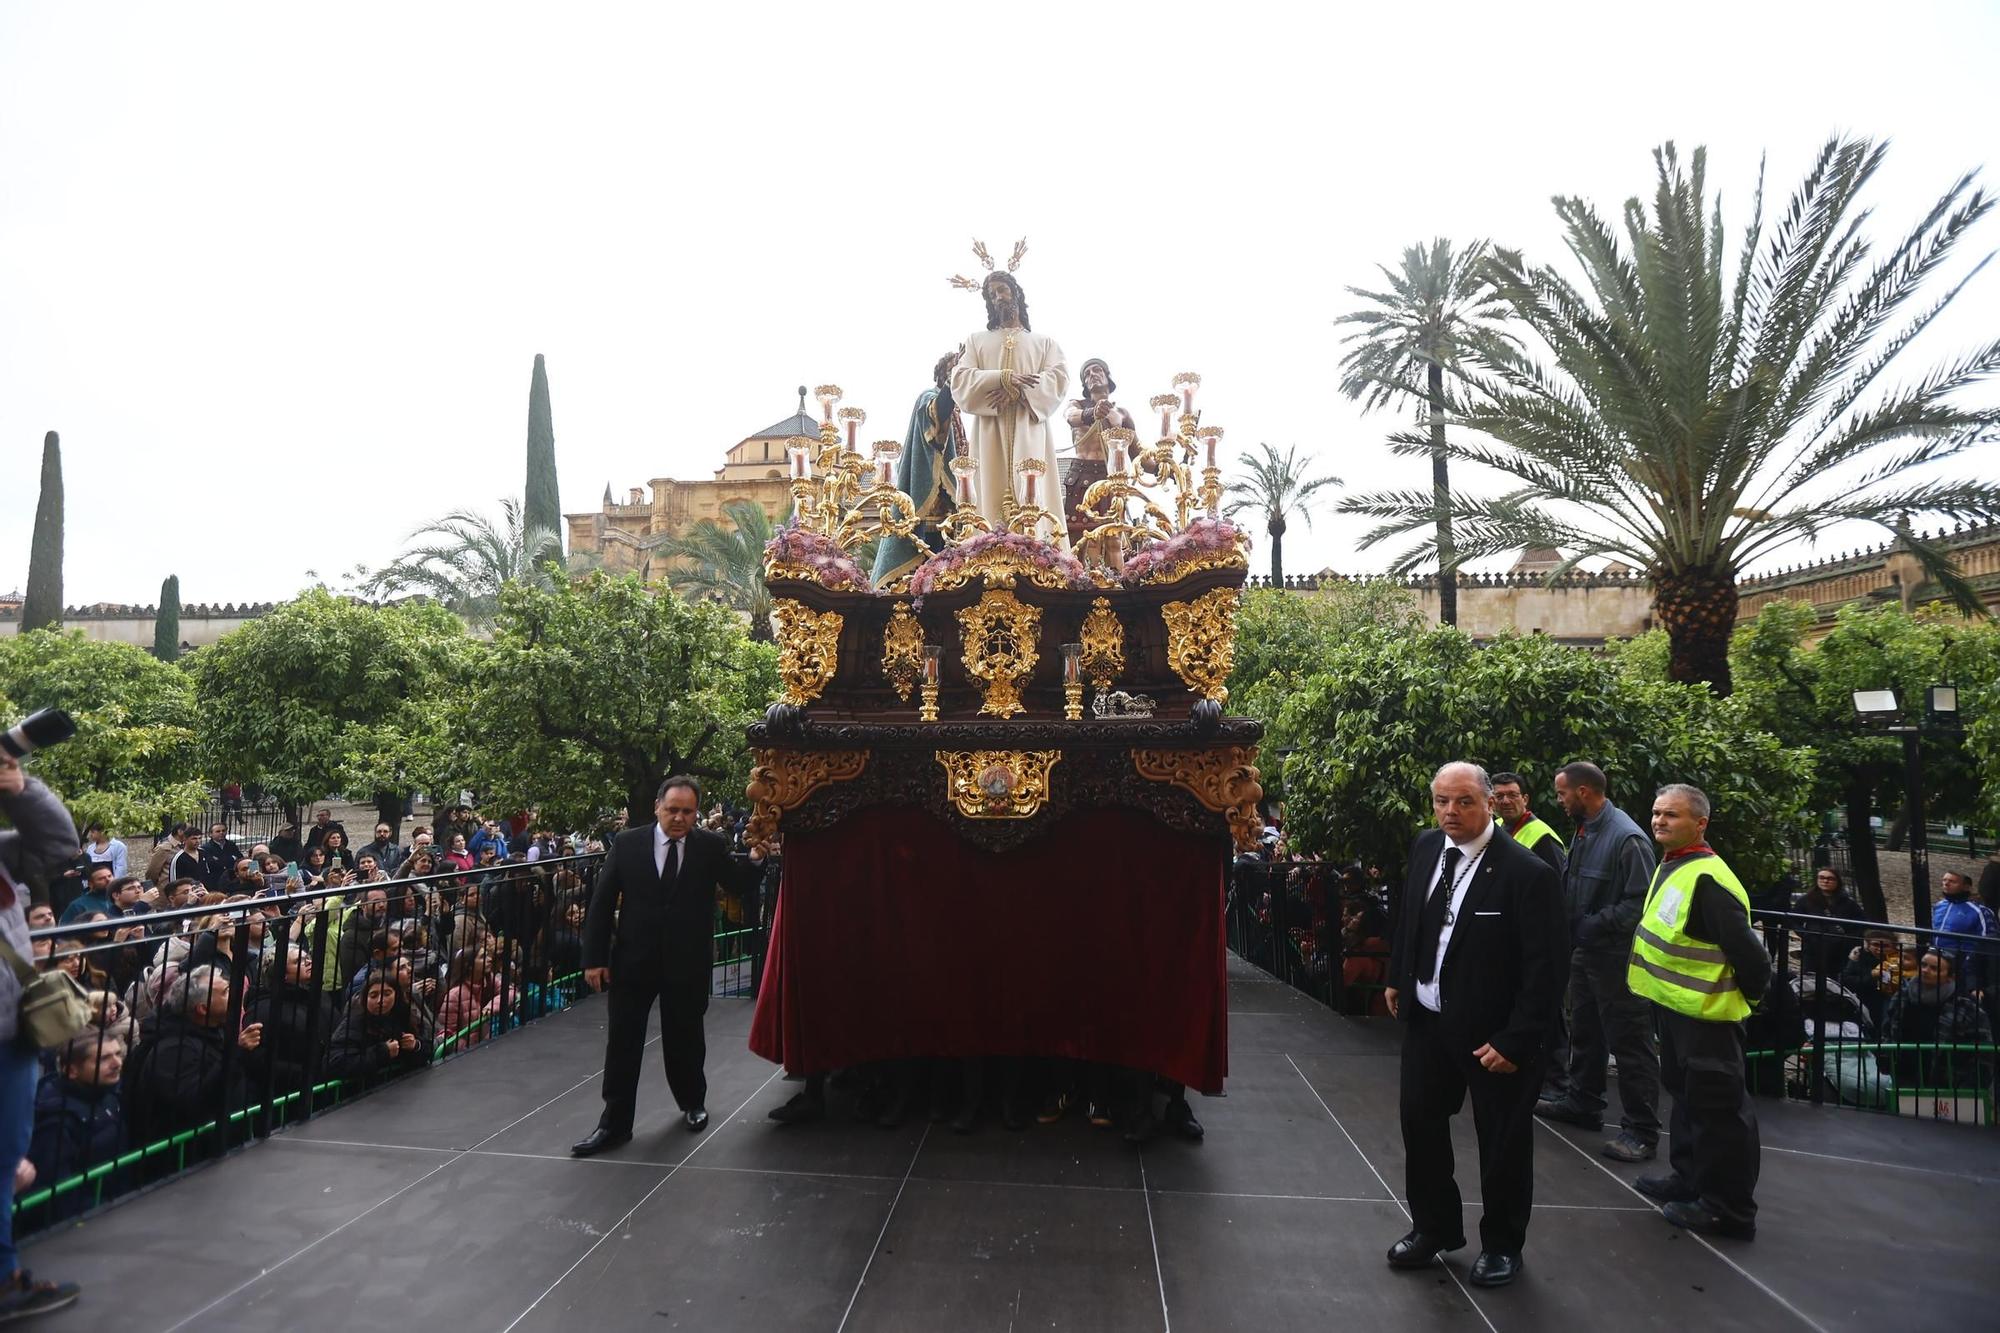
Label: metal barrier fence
xmin=14 ymin=848 xmax=776 ymax=1234
xmin=1752 ymin=911 xmax=1997 ymax=1126
xmin=1227 ymin=860 xmax=1997 ymax=1128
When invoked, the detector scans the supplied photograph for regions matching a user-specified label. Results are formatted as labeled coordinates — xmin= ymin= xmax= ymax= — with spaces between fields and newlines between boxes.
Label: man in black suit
xmin=1384 ymin=762 xmax=1567 ymax=1289
xmin=571 ymin=776 xmax=764 ymax=1156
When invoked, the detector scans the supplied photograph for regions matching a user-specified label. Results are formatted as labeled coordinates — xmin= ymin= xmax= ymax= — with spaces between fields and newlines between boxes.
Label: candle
xmin=1109 ymin=442 xmax=1127 ymax=475
xmin=1022 ymin=469 xmax=1038 ymax=508
xmin=876 ymin=455 xmax=895 ymax=488
xmin=847 ymin=420 xmax=858 ymax=450
xmin=1061 ymin=643 xmax=1082 ymax=685
xmin=791 ymin=446 xmax=812 ymax=480
xmin=1205 ymin=436 xmax=1218 ymax=469
xmin=957 ymin=467 xmax=976 ymax=506
xmin=922 ymin=645 xmax=941 ymax=686
xmin=1183 ymin=386 xmax=1195 ymax=414
xmin=1150 ymin=394 xmax=1177 ymax=439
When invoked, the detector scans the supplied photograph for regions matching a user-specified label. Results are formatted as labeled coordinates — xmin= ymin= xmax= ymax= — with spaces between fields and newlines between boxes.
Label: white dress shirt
xmin=1415 ymin=819 xmax=1496 ymax=1014
xmin=653 ymin=825 xmax=684 ymax=880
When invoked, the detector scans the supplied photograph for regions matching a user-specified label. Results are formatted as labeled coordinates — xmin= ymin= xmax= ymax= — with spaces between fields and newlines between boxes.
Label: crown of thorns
xmin=948 ymin=238 xmax=1027 ymax=291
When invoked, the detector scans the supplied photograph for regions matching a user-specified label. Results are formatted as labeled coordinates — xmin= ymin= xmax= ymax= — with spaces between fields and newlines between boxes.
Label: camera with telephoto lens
xmin=1 ymin=708 xmax=76 ymax=760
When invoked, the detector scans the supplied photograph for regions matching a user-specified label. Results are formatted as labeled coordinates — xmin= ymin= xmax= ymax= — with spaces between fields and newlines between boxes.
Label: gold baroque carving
xmin=1136 ymin=545 xmax=1250 ymax=586
xmin=773 ymin=598 xmax=843 ymax=706
xmin=1079 ymin=596 xmax=1125 ymax=691
xmin=1131 ymin=745 xmax=1265 ymax=851
xmin=881 ymin=600 xmax=924 ymax=702
xmin=936 ymin=749 xmax=1061 ymax=820
xmin=1160 ymin=586 xmax=1239 ymax=702
xmin=744 ymin=748 xmax=870 ymax=852
xmin=925 ymin=543 xmax=1081 ymax=593
xmin=956 ymin=588 xmax=1042 ymax=718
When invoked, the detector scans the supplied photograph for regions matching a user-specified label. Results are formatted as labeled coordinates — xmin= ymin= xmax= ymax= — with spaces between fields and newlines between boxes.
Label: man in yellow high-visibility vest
xmin=1627 ymin=783 xmax=1771 ymax=1240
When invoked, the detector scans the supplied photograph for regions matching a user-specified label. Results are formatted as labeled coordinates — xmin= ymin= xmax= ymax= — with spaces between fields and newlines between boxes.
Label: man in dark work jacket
xmin=571 ymin=776 xmax=764 ymax=1156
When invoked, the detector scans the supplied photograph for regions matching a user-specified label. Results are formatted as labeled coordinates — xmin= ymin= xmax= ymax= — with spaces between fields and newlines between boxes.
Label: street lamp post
xmin=1851 ymin=685 xmax=1961 ymax=927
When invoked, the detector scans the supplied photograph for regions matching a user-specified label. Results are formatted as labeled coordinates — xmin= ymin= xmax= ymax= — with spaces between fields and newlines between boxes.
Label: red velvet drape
xmin=748 ymin=803 xmax=1229 ymax=1093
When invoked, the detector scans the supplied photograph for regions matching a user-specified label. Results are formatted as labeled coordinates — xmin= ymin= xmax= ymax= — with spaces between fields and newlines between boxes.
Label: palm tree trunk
xmin=1268 ymin=512 xmax=1286 ymax=586
xmin=1427 ymin=363 xmax=1456 ymax=627
xmin=1652 ymin=567 xmax=1738 ymax=694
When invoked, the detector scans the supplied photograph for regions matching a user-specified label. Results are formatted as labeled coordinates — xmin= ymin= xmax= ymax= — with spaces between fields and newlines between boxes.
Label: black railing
xmin=1227 ymin=858 xmax=1391 ymax=1017
xmin=1750 ymin=910 xmax=1996 ymax=1126
xmin=15 ymin=848 xmax=776 ymax=1233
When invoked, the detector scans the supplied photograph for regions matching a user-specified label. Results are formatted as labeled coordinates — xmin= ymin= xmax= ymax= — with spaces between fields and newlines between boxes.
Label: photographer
xmin=1 ymin=716 xmax=86 ymax=1319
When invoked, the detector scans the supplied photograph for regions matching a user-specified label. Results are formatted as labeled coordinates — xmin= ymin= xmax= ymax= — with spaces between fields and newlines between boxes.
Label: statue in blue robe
xmin=871 ymin=350 xmax=966 ymax=586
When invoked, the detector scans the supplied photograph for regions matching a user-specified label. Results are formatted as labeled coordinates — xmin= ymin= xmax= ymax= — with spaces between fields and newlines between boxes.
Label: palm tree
xmin=1336 ymin=239 xmax=1519 ymax=625
xmin=363 ymin=497 xmax=562 ymax=623
xmin=654 ymin=498 xmax=781 ymax=641
xmin=1224 ymin=443 xmax=1343 ymax=586
xmin=1341 ymin=139 xmax=2000 ymax=693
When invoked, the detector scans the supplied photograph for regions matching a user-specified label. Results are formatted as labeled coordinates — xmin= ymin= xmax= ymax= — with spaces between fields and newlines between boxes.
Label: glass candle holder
xmin=921 ymin=644 xmax=942 ymax=686
xmin=956 ymin=467 xmax=977 ymax=506
xmin=790 ymin=445 xmax=812 ymax=481
xmin=1061 ymin=643 xmax=1082 ymax=685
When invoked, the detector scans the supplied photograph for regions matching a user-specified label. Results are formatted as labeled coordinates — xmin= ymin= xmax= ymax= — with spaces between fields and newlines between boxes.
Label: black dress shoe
xmin=1633 ymin=1172 xmax=1699 ymax=1204
xmin=684 ymin=1107 xmax=709 ymax=1133
xmin=1468 ymin=1251 xmax=1522 ymax=1287
xmin=1164 ymin=1098 xmax=1205 ymax=1142
xmin=1386 ymin=1230 xmax=1463 ymax=1269
xmin=570 ymin=1127 xmax=631 ymax=1158
xmin=1532 ymin=1099 xmax=1603 ymax=1131
xmin=767 ymin=1091 xmax=826 ymax=1124
xmin=1661 ymin=1199 xmax=1755 ymax=1240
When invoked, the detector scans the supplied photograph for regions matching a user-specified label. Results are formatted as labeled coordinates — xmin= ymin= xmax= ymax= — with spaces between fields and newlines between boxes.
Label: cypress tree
xmin=154 ymin=574 xmax=182 ymax=661
xmin=524 ymin=353 xmax=563 ymax=558
xmin=21 ymin=431 xmax=63 ymax=631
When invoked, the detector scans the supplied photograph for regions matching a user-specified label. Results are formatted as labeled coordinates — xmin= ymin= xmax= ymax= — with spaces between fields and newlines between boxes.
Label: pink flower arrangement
xmin=764 ymin=523 xmax=871 ymax=592
xmin=909 ymin=531 xmax=1092 ymax=605
xmin=1121 ymin=517 xmax=1249 ymax=585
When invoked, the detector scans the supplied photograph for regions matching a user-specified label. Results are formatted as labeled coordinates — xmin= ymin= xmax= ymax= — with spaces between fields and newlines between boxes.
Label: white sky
xmin=4 ymin=0 xmax=1998 ymax=606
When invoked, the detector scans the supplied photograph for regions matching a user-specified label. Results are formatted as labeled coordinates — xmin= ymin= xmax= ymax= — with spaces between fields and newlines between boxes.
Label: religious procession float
xmin=745 ymin=244 xmax=1260 ymax=1094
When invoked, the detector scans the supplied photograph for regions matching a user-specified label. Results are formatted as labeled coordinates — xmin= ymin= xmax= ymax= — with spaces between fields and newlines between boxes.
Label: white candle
xmin=791 ymin=447 xmax=812 ymax=480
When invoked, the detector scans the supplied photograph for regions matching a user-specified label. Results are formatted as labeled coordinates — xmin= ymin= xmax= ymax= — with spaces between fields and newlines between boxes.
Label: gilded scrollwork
xmin=773 ymin=598 xmax=844 ymax=706
xmin=1078 ymin=597 xmax=1125 ymax=692
xmin=935 ymin=749 xmax=1062 ymax=819
xmin=1160 ymin=587 xmax=1239 ymax=702
xmin=743 ymin=747 xmax=870 ymax=852
xmin=924 ymin=543 xmax=1084 ymax=593
xmin=1134 ymin=545 xmax=1250 ymax=586
xmin=956 ymin=589 xmax=1042 ymax=718
xmin=1130 ymin=745 xmax=1264 ymax=851
xmin=881 ymin=601 xmax=924 ymax=702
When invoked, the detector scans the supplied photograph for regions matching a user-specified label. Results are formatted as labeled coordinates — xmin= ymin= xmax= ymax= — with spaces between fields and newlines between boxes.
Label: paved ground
xmin=23 ymin=955 xmax=1998 ymax=1331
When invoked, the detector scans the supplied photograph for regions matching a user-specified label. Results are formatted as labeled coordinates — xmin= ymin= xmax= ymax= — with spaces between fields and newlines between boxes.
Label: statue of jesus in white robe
xmin=948 ymin=272 xmax=1070 ymax=544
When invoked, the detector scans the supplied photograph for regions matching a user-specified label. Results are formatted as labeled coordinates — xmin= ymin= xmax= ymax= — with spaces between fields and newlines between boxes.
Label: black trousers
xmin=1399 ymin=1006 xmax=1541 ymax=1254
xmin=1658 ymin=1007 xmax=1759 ymax=1223
xmin=598 ymin=966 xmax=708 ymax=1134
xmin=1561 ymin=945 xmax=1662 ymax=1140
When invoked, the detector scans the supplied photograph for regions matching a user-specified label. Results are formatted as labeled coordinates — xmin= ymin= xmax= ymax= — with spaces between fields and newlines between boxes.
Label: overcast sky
xmin=4 ymin=1 xmax=1997 ymax=607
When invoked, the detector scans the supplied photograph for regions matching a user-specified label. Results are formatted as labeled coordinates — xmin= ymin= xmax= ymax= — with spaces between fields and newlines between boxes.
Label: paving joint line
xmin=834 ymin=1121 xmax=931 ymax=1333
xmin=499 ymin=1066 xmax=785 ymax=1333
xmin=1533 ymin=1119 xmax=1830 ymax=1333
xmin=1280 ymin=1048 xmax=1504 ymax=1328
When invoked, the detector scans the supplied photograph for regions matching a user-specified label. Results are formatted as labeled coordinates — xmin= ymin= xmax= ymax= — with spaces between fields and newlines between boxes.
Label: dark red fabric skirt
xmin=747 ymin=803 xmax=1229 ymax=1092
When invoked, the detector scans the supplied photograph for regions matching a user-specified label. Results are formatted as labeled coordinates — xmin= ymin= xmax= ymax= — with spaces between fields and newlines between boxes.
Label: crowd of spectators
xmin=16 ymin=804 xmax=636 ymax=1231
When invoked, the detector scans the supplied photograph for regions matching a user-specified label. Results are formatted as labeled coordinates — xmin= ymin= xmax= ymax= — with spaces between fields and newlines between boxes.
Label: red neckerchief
xmin=0 ymin=861 xmax=14 ymax=910
xmin=1506 ymin=814 xmax=1533 ymax=836
xmin=1663 ymin=842 xmax=1714 ymax=865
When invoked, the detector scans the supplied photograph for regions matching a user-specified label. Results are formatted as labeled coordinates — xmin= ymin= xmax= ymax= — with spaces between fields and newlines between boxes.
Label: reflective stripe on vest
xmin=1625 ymin=850 xmax=1752 ymax=1022
xmin=1512 ymin=816 xmax=1564 ymax=852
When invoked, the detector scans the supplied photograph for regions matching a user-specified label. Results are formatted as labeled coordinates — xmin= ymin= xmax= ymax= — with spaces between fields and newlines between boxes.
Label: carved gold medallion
xmin=1160 ymin=587 xmax=1240 ymax=703
xmin=773 ymin=599 xmax=843 ymax=706
xmin=956 ymin=588 xmax=1042 ymax=718
xmin=881 ymin=600 xmax=924 ymax=702
xmin=936 ymin=749 xmax=1061 ymax=819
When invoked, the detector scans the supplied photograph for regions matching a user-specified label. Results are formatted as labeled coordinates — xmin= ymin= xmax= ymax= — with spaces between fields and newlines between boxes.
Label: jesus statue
xmin=948 ymin=271 xmax=1070 ymax=543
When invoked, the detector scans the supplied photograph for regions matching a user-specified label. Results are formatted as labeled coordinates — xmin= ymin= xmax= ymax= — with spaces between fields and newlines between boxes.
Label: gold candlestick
xmin=919 ymin=644 xmax=942 ymax=721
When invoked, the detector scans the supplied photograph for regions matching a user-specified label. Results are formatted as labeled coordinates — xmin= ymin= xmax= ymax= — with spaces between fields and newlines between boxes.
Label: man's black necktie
xmin=664 ymin=838 xmax=680 ymax=884
xmin=1415 ymin=846 xmax=1462 ymax=981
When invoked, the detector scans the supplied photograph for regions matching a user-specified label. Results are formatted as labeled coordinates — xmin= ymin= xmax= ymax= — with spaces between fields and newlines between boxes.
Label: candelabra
xmin=783 ymin=386 xmax=921 ymax=555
